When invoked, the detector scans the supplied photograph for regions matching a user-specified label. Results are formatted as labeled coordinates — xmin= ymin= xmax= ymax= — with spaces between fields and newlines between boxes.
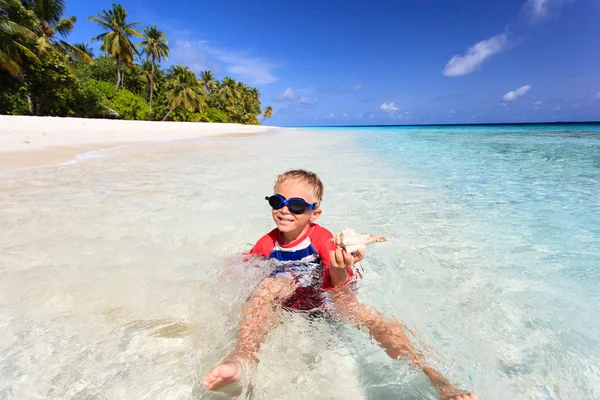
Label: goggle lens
xmin=287 ymin=199 xmax=308 ymax=214
xmin=265 ymin=195 xmax=315 ymax=215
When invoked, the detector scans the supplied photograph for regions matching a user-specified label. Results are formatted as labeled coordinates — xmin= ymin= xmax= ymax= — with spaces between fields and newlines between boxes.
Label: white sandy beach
xmin=0 ymin=115 xmax=278 ymax=171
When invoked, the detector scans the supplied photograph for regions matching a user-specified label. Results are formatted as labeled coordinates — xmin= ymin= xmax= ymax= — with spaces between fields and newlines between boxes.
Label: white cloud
xmin=380 ymin=103 xmax=400 ymax=113
xmin=169 ymin=39 xmax=213 ymax=72
xmin=380 ymin=103 xmax=411 ymax=119
xmin=503 ymin=85 xmax=532 ymax=101
xmin=351 ymin=82 xmax=363 ymax=91
xmin=449 ymin=110 xmax=456 ymax=115
xmin=442 ymin=1 xmax=574 ymax=78
xmin=169 ymin=39 xmax=279 ymax=85
xmin=595 ymin=92 xmax=600 ymax=100
xmin=534 ymin=100 xmax=543 ymax=105
xmin=525 ymin=0 xmax=550 ymax=19
xmin=523 ymin=0 xmax=573 ymax=21
xmin=275 ymin=89 xmax=318 ymax=106
xmin=276 ymin=88 xmax=297 ymax=102
xmin=552 ymin=106 xmax=561 ymax=111
xmin=443 ymin=33 xmax=508 ymax=77
xmin=297 ymin=96 xmax=319 ymax=105
xmin=213 ymin=49 xmax=279 ymax=85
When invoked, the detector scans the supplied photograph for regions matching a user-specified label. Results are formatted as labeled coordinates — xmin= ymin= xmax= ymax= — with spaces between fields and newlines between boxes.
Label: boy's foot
xmin=440 ymin=385 xmax=479 ymax=400
xmin=202 ymin=360 xmax=248 ymax=397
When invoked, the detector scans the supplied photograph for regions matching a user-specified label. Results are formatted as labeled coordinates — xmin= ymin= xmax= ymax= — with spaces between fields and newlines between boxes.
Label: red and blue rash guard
xmin=249 ymin=223 xmax=354 ymax=310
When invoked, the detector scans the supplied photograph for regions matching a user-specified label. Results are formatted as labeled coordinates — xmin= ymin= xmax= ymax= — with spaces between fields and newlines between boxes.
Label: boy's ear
xmin=309 ymin=208 xmax=322 ymax=222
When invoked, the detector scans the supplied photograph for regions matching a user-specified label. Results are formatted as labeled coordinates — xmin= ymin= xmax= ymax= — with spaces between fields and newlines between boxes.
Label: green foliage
xmin=23 ymin=49 xmax=77 ymax=115
xmin=112 ymin=89 xmax=149 ymax=120
xmin=149 ymin=86 xmax=169 ymax=121
xmin=0 ymin=0 xmax=40 ymax=76
xmin=0 ymin=69 xmax=27 ymax=114
xmin=69 ymin=79 xmax=107 ymax=118
xmin=95 ymin=81 xmax=148 ymax=120
xmin=186 ymin=108 xmax=230 ymax=123
xmin=1 ymin=1 xmax=264 ymax=125
xmin=75 ymin=55 xmax=115 ymax=82
xmin=263 ymin=105 xmax=273 ymax=121
xmin=205 ymin=107 xmax=229 ymax=122
xmin=121 ymin=62 xmax=146 ymax=96
xmin=162 ymin=65 xmax=204 ymax=121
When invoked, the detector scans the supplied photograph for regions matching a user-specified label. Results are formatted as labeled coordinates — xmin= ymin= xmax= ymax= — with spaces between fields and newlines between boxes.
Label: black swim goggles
xmin=265 ymin=194 xmax=317 ymax=214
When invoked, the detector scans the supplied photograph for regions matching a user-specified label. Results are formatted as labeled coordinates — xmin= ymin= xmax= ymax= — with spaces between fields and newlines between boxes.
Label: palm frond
xmin=53 ymin=15 xmax=75 ymax=37
xmin=88 ymin=16 xmax=113 ymax=31
xmin=0 ymin=50 xmax=23 ymax=76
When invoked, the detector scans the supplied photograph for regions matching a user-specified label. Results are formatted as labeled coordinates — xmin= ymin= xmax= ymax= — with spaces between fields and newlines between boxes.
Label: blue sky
xmin=65 ymin=0 xmax=599 ymax=126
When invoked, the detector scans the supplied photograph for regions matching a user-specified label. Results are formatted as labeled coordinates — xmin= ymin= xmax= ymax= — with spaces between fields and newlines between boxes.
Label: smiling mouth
xmin=278 ymin=216 xmax=294 ymax=223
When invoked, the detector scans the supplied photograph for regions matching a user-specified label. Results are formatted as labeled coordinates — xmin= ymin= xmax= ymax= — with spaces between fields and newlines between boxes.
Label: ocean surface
xmin=0 ymin=124 xmax=599 ymax=399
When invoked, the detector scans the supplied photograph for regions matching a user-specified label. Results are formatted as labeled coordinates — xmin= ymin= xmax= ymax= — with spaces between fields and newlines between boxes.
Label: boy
xmin=203 ymin=170 xmax=478 ymax=400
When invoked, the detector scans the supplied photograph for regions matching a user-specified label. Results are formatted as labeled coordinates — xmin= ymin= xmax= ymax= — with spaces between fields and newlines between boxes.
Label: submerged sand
xmin=0 ymin=115 xmax=277 ymax=171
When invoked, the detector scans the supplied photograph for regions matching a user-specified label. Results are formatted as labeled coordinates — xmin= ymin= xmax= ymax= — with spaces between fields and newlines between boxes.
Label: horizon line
xmin=291 ymin=120 xmax=600 ymax=128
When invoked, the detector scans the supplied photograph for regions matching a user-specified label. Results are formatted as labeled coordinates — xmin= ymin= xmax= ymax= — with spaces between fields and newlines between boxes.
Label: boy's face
xmin=272 ymin=179 xmax=322 ymax=236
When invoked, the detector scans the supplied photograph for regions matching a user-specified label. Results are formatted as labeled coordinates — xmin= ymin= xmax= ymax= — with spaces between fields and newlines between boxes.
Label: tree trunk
xmin=33 ymin=95 xmax=39 ymax=116
xmin=162 ymin=106 xmax=175 ymax=121
xmin=149 ymin=62 xmax=155 ymax=120
xmin=115 ymin=58 xmax=121 ymax=92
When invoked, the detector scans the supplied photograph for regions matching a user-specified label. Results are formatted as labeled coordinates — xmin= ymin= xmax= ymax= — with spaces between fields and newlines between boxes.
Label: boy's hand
xmin=329 ymin=247 xmax=365 ymax=269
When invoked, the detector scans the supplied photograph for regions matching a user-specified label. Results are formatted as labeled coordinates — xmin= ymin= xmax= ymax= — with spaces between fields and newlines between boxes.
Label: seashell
xmin=333 ymin=228 xmax=387 ymax=254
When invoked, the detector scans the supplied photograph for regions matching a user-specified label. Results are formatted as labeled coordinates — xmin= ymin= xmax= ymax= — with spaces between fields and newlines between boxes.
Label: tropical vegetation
xmin=0 ymin=0 xmax=273 ymax=124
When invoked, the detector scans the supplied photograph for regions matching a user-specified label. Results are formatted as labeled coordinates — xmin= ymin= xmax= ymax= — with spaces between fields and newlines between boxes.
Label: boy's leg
xmin=329 ymin=287 xmax=478 ymax=400
xmin=329 ymin=286 xmax=423 ymax=363
xmin=203 ymin=276 xmax=297 ymax=395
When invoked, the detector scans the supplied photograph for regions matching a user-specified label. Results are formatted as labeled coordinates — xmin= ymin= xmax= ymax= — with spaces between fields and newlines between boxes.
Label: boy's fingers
xmin=331 ymin=249 xmax=344 ymax=268
xmin=354 ymin=248 xmax=366 ymax=262
xmin=336 ymin=249 xmax=347 ymax=266
xmin=342 ymin=250 xmax=353 ymax=266
xmin=329 ymin=250 xmax=339 ymax=268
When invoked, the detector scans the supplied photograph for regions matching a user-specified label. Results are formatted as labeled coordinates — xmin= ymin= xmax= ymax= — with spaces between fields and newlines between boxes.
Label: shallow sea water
xmin=0 ymin=125 xmax=599 ymax=399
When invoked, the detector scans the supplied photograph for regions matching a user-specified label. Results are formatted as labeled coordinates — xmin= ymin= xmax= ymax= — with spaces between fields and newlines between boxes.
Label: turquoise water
xmin=1 ymin=124 xmax=599 ymax=399
xmin=318 ymin=124 xmax=600 ymax=398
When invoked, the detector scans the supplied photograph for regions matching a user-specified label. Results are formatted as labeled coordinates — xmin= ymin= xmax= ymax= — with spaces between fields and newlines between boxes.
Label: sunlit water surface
xmin=1 ymin=125 xmax=599 ymax=399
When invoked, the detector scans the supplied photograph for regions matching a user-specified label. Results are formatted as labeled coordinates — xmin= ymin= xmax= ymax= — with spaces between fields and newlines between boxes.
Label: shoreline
xmin=0 ymin=115 xmax=278 ymax=171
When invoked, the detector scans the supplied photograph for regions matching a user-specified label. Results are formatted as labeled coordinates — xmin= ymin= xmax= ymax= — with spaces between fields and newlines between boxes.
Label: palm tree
xmin=137 ymin=25 xmax=168 ymax=119
xmin=89 ymin=4 xmax=142 ymax=91
xmin=247 ymin=87 xmax=261 ymax=115
xmin=140 ymin=60 xmax=155 ymax=97
xmin=0 ymin=0 xmax=40 ymax=76
xmin=162 ymin=65 xmax=205 ymax=121
xmin=74 ymin=43 xmax=93 ymax=57
xmin=217 ymin=76 xmax=240 ymax=113
xmin=68 ymin=42 xmax=93 ymax=63
xmin=262 ymin=105 xmax=273 ymax=122
xmin=22 ymin=0 xmax=75 ymax=50
xmin=199 ymin=70 xmax=217 ymax=95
